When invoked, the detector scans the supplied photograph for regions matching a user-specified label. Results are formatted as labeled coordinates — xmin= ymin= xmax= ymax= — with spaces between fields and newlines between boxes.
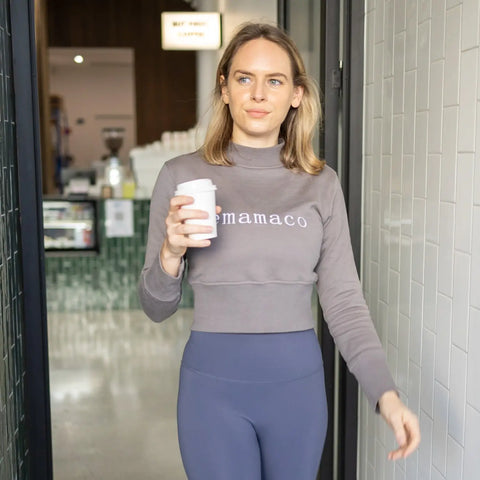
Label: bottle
xmin=104 ymin=156 xmax=124 ymax=198
xmin=122 ymin=169 xmax=136 ymax=199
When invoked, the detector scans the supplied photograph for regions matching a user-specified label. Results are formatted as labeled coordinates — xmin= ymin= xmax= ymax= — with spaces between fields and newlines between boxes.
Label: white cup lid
xmin=175 ymin=178 xmax=217 ymax=195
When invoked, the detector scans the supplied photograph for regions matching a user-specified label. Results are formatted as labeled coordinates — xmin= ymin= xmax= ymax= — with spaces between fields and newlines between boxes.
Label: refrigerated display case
xmin=43 ymin=199 xmax=98 ymax=253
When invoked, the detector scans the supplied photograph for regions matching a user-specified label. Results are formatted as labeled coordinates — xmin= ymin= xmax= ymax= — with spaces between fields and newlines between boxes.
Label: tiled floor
xmin=48 ymin=308 xmax=193 ymax=479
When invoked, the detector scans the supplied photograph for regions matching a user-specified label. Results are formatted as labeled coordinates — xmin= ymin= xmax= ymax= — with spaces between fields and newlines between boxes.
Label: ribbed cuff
xmin=142 ymin=256 xmax=184 ymax=301
xmin=351 ymin=352 xmax=397 ymax=412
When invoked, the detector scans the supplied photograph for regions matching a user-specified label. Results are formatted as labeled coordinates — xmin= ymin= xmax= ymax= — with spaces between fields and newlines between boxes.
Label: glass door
xmin=279 ymin=1 xmax=364 ymax=479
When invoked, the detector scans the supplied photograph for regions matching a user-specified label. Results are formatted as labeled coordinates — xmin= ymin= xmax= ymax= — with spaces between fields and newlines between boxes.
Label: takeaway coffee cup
xmin=175 ymin=178 xmax=217 ymax=240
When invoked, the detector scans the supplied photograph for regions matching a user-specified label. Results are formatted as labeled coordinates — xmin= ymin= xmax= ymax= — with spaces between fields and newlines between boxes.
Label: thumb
xmin=391 ymin=416 xmax=407 ymax=447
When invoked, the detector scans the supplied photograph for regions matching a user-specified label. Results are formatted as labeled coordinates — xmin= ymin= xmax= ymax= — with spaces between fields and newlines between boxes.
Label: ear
xmin=220 ymin=75 xmax=229 ymax=104
xmin=291 ymin=85 xmax=304 ymax=108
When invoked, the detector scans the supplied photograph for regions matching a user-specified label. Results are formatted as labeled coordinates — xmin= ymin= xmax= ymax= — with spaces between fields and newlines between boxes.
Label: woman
xmin=139 ymin=22 xmax=420 ymax=480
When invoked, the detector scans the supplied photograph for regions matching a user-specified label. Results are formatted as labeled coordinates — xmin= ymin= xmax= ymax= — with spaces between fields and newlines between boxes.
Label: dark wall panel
xmin=46 ymin=0 xmax=197 ymax=145
xmin=0 ymin=0 xmax=29 ymax=478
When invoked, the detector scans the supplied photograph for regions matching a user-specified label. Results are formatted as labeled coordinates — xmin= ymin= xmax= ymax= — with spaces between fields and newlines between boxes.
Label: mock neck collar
xmin=227 ymin=140 xmax=285 ymax=169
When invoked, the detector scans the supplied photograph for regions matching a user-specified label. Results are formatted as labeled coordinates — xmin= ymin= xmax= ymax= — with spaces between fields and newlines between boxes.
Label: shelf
xmin=43 ymin=198 xmax=98 ymax=252
xmin=44 ymin=221 xmax=93 ymax=230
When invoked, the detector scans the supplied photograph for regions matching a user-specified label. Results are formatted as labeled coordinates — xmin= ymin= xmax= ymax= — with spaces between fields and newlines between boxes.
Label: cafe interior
xmin=35 ymin=0 xmax=319 ymax=478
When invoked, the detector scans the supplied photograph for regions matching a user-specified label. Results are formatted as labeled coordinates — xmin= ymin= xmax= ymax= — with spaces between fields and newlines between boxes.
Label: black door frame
xmin=278 ymin=1 xmax=364 ymax=479
xmin=10 ymin=0 xmax=54 ymax=478
xmin=10 ymin=0 xmax=363 ymax=478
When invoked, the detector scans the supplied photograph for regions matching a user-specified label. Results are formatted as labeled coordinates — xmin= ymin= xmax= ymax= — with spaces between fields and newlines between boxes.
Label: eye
xmin=237 ymin=76 xmax=251 ymax=85
xmin=268 ymin=78 xmax=283 ymax=86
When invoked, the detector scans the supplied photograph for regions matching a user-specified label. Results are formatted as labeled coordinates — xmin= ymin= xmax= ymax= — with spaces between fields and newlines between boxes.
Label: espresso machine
xmin=102 ymin=127 xmax=125 ymax=159
xmin=102 ymin=127 xmax=126 ymax=197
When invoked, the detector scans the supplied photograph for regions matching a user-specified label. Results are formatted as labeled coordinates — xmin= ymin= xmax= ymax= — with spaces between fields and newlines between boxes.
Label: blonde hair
xmin=202 ymin=22 xmax=325 ymax=175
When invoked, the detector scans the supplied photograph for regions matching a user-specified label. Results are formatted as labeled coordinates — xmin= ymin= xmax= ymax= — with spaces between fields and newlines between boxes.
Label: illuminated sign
xmin=161 ymin=12 xmax=222 ymax=50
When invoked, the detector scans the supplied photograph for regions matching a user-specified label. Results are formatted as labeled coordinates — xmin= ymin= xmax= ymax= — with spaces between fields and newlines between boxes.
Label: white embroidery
xmin=216 ymin=212 xmax=308 ymax=228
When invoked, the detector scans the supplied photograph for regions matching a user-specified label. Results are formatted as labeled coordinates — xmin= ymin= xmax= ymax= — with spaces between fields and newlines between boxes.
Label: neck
xmin=227 ymin=140 xmax=285 ymax=169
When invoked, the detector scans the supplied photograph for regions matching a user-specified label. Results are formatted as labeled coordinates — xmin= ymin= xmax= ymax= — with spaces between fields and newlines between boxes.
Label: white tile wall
xmin=412 ymin=198 xmax=426 ymax=282
xmin=360 ymin=1 xmax=480 ymax=478
xmin=428 ymin=61 xmax=444 ymax=153
xmin=444 ymin=7 xmax=462 ymax=107
xmin=463 ymin=406 xmax=480 ymax=478
xmin=451 ymin=251 xmax=470 ymax=350
xmin=416 ymin=21 xmax=431 ymax=111
xmin=454 ymin=154 xmax=474 ymax=253
xmin=399 ymin=237 xmax=412 ymax=315
xmin=418 ymin=411 xmax=433 ymax=479
xmin=409 ymin=281 xmax=424 ymax=365
xmin=447 ymin=435 xmax=464 ymax=479
xmin=392 ymin=118 xmax=403 ymax=193
xmin=397 ymin=313 xmax=410 ymax=392
xmin=423 ymin=243 xmax=438 ymax=331
xmin=458 ymin=49 xmax=478 ymax=152
xmin=432 ymin=381 xmax=449 ymax=475
xmin=440 ymin=106 xmax=458 ymax=202
xmin=403 ymin=72 xmax=416 ymax=154
xmin=460 ymin=0 xmax=479 ymax=51
xmin=438 ymin=202 xmax=455 ymax=296
xmin=418 ymin=0 xmax=432 ymax=24
xmin=393 ymin=33 xmax=406 ymax=114
xmin=435 ymin=294 xmax=452 ymax=388
xmin=448 ymin=345 xmax=467 ymax=444
xmin=431 ymin=0 xmax=446 ymax=62
xmin=420 ymin=328 xmax=436 ymax=417
xmin=395 ymin=463 xmax=406 ymax=480
xmin=384 ymin=1 xmax=395 ymax=77
xmin=388 ymin=270 xmax=400 ymax=345
xmin=414 ymin=113 xmax=428 ymax=197
xmin=401 ymin=155 xmax=414 ymax=236
xmin=466 ymin=307 xmax=480 ymax=410
xmin=471 ymin=207 xmax=480 ymax=308
xmin=425 ymin=155 xmax=441 ymax=243
xmin=395 ymin=0 xmax=407 ymax=34
xmin=475 ymin=105 xmax=480 ymax=205
xmin=405 ymin=0 xmax=418 ymax=71
xmin=390 ymin=195 xmax=402 ymax=269
xmin=375 ymin=0 xmax=385 ymax=43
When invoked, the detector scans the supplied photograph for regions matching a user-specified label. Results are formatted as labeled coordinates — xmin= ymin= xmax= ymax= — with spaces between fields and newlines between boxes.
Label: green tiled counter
xmin=45 ymin=199 xmax=193 ymax=312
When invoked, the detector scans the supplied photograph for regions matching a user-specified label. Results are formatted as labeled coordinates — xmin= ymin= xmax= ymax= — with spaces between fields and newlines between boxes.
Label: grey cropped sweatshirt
xmin=138 ymin=141 xmax=396 ymax=410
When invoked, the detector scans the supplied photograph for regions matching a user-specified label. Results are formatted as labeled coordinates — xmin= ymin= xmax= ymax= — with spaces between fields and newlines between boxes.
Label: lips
xmin=246 ymin=109 xmax=269 ymax=118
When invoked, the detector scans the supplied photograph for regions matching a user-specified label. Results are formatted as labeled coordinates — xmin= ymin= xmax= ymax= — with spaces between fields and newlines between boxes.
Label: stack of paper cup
xmin=175 ymin=178 xmax=217 ymax=240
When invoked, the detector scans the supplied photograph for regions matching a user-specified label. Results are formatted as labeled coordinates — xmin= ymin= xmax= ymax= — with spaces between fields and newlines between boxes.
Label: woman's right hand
xmin=160 ymin=195 xmax=220 ymax=276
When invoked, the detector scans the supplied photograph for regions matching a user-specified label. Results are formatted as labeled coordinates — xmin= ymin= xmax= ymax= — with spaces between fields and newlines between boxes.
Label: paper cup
xmin=175 ymin=178 xmax=217 ymax=240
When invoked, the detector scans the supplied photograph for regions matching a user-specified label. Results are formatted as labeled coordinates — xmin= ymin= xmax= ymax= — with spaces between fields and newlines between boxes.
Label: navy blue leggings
xmin=177 ymin=329 xmax=328 ymax=480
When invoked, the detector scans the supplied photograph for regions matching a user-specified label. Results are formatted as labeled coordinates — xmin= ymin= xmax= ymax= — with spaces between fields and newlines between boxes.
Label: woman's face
xmin=221 ymin=38 xmax=304 ymax=148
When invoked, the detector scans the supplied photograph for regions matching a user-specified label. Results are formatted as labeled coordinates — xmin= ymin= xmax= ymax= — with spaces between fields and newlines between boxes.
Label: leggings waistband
xmin=181 ymin=328 xmax=323 ymax=382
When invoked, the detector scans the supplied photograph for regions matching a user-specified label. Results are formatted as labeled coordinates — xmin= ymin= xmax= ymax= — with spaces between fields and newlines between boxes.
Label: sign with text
xmin=161 ymin=12 xmax=222 ymax=50
xmin=105 ymin=200 xmax=134 ymax=238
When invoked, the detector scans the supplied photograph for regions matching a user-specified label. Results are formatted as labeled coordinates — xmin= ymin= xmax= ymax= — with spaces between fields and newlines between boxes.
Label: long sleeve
xmin=138 ymin=162 xmax=185 ymax=322
xmin=315 ymin=177 xmax=396 ymax=411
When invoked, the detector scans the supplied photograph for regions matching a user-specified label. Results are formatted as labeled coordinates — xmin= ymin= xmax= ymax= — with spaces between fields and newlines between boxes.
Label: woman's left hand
xmin=377 ymin=390 xmax=421 ymax=460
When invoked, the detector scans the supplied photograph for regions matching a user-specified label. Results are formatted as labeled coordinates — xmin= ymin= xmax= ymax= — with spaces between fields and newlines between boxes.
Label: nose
xmin=250 ymin=82 xmax=266 ymax=102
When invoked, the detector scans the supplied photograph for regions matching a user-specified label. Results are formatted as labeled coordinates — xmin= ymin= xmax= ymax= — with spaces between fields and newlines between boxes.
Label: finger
xmin=165 ymin=234 xmax=212 ymax=253
xmin=390 ymin=416 xmax=407 ymax=448
xmin=402 ymin=417 xmax=421 ymax=457
xmin=178 ymin=208 xmax=210 ymax=220
xmin=387 ymin=421 xmax=421 ymax=460
xmin=388 ymin=446 xmax=405 ymax=461
xmin=177 ymin=224 xmax=214 ymax=236
xmin=169 ymin=208 xmax=209 ymax=225
xmin=216 ymin=205 xmax=222 ymax=214
xmin=169 ymin=195 xmax=195 ymax=209
xmin=185 ymin=238 xmax=211 ymax=248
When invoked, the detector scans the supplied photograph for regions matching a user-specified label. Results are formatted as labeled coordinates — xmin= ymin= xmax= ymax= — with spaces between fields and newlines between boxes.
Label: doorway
xmin=16 ymin=0 xmax=364 ymax=478
xmin=280 ymin=1 xmax=365 ymax=479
